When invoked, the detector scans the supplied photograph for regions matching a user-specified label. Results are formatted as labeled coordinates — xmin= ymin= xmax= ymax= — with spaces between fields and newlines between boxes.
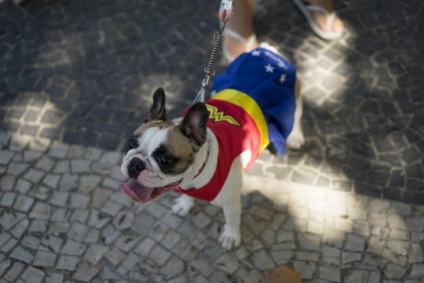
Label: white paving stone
xmin=33 ymin=251 xmax=57 ymax=267
xmin=23 ymin=168 xmax=45 ymax=184
xmin=0 ymin=260 xmax=12 ymax=278
xmin=70 ymin=159 xmax=91 ymax=173
xmin=100 ymin=200 xmax=122 ymax=216
xmin=20 ymin=266 xmax=45 ymax=283
xmin=70 ymin=193 xmax=90 ymax=208
xmin=7 ymin=162 xmax=29 ymax=176
xmin=117 ymin=252 xmax=139 ymax=274
xmin=53 ymin=160 xmax=70 ymax=173
xmin=10 ymin=218 xmax=29 ymax=238
xmin=22 ymin=235 xmax=41 ymax=250
xmin=0 ymin=150 xmax=15 ymax=165
xmin=99 ymin=152 xmax=121 ymax=165
xmin=84 ymin=228 xmax=100 ymax=243
xmin=319 ymin=265 xmax=341 ymax=282
xmin=0 ymin=211 xmax=25 ymax=230
xmin=14 ymin=195 xmax=35 ymax=212
xmin=10 ymin=246 xmax=34 ymax=263
xmin=112 ymin=210 xmax=134 ymax=230
xmin=48 ymin=142 xmax=69 ymax=158
xmin=35 ymin=156 xmax=55 ymax=172
xmin=56 ymin=255 xmax=79 ymax=271
xmin=215 ymin=254 xmax=239 ymax=274
xmin=251 ymin=249 xmax=276 ymax=271
xmin=384 ymin=263 xmax=407 ymax=279
xmin=409 ymin=263 xmax=424 ymax=279
xmin=134 ymin=238 xmax=156 ymax=257
xmin=387 ymin=239 xmax=410 ymax=256
xmin=345 ymin=234 xmax=366 ymax=252
xmin=68 ymin=222 xmax=90 ymax=241
xmin=50 ymin=192 xmax=69 ymax=207
xmin=72 ymin=262 xmax=100 ymax=282
xmin=1 ymin=192 xmax=16 ymax=207
xmin=150 ymin=245 xmax=172 ymax=266
xmin=0 ymin=175 xmax=16 ymax=191
xmin=15 ymin=179 xmax=32 ymax=194
xmin=3 ymin=261 xmax=25 ymax=282
xmin=1 ymin=238 xmax=18 ymax=253
xmin=344 ymin=269 xmax=368 ymax=283
xmin=28 ymin=219 xmax=48 ymax=232
xmin=42 ymin=174 xmax=61 ymax=188
xmin=84 ymin=244 xmax=109 ymax=265
xmin=104 ymin=248 xmax=125 ymax=266
xmin=46 ymin=273 xmax=64 ymax=283
xmin=80 ymin=175 xmax=102 ymax=193
xmin=29 ymin=202 xmax=51 ymax=220
xmin=58 ymin=174 xmax=78 ymax=191
xmin=85 ymin=147 xmax=102 ymax=160
xmin=61 ymin=239 xmax=86 ymax=256
xmin=293 ymin=261 xmax=315 ymax=280
xmin=29 ymin=137 xmax=50 ymax=152
xmin=160 ymin=256 xmax=185 ymax=280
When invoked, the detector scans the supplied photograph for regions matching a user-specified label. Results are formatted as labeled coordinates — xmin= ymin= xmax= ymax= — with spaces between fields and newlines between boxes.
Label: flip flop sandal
xmin=222 ymin=29 xmax=257 ymax=63
xmin=293 ymin=0 xmax=344 ymax=40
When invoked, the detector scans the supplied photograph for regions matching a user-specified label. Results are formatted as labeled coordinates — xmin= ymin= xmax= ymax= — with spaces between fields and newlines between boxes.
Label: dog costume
xmin=176 ymin=47 xmax=297 ymax=201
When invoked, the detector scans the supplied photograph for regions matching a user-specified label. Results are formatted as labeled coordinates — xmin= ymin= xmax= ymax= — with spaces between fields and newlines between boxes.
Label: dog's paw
xmin=219 ymin=224 xmax=241 ymax=250
xmin=286 ymin=130 xmax=305 ymax=150
xmin=172 ymin=195 xmax=194 ymax=216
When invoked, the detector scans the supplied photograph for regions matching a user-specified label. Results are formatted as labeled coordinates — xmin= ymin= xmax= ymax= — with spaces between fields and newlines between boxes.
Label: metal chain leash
xmin=192 ymin=0 xmax=234 ymax=104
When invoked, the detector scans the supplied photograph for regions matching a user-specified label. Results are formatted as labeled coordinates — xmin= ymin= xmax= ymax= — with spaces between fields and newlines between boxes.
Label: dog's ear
xmin=179 ymin=103 xmax=209 ymax=147
xmin=145 ymin=87 xmax=167 ymax=122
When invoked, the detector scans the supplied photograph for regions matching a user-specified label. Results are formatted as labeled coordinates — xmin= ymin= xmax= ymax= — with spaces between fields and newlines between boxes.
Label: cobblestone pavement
xmin=1 ymin=0 xmax=424 ymax=282
xmin=0 ymin=132 xmax=424 ymax=282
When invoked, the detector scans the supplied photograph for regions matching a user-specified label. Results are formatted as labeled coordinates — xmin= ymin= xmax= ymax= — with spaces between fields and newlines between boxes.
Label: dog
xmin=120 ymin=45 xmax=304 ymax=250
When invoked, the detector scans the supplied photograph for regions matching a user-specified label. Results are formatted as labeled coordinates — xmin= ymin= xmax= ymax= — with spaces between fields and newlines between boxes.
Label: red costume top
xmin=175 ymin=90 xmax=269 ymax=201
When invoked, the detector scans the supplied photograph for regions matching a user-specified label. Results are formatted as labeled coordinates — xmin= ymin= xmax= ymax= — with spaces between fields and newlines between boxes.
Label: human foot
xmin=294 ymin=0 xmax=344 ymax=40
xmin=223 ymin=29 xmax=259 ymax=62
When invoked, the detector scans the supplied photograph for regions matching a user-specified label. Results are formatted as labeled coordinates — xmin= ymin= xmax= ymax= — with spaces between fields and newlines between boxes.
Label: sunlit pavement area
xmin=1 ymin=0 xmax=423 ymax=282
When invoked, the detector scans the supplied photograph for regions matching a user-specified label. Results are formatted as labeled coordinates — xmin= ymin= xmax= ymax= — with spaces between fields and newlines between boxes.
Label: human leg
xmin=223 ymin=0 xmax=259 ymax=62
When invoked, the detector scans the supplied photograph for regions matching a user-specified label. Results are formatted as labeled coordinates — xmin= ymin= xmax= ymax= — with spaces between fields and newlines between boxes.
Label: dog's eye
xmin=158 ymin=156 xmax=173 ymax=166
xmin=127 ymin=137 xmax=138 ymax=151
xmin=153 ymin=146 xmax=176 ymax=167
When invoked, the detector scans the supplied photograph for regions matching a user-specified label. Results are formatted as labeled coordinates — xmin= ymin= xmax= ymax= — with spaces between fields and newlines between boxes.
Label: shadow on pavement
xmin=251 ymin=0 xmax=424 ymax=204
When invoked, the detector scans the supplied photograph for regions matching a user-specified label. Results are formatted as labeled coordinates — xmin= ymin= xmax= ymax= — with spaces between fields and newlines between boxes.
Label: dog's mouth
xmin=120 ymin=179 xmax=180 ymax=203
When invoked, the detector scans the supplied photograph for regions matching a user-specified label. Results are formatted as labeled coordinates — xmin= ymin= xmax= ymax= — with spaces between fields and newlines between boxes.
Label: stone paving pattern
xmin=0 ymin=0 xmax=424 ymax=282
xmin=0 ymin=132 xmax=424 ymax=282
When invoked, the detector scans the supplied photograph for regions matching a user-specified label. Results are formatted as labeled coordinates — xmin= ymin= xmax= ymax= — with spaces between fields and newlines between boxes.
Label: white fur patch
xmin=122 ymin=126 xmax=184 ymax=188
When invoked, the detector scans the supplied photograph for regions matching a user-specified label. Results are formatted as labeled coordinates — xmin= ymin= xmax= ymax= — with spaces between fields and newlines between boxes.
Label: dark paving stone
xmin=40 ymin=127 xmax=62 ymax=140
xmin=354 ymin=182 xmax=382 ymax=199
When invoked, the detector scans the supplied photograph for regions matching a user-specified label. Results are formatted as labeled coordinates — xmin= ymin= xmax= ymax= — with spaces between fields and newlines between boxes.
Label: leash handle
xmin=219 ymin=0 xmax=234 ymax=20
xmin=193 ymin=0 xmax=233 ymax=104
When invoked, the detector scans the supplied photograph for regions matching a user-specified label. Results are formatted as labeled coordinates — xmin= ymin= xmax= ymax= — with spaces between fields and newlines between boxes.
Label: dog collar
xmin=193 ymin=147 xmax=210 ymax=179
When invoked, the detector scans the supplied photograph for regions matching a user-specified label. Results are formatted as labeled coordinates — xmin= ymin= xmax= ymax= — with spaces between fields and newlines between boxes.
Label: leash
xmin=192 ymin=0 xmax=234 ymax=104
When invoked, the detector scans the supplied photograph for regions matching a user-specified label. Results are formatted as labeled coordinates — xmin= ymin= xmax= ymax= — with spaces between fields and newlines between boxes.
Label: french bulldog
xmin=120 ymin=45 xmax=304 ymax=250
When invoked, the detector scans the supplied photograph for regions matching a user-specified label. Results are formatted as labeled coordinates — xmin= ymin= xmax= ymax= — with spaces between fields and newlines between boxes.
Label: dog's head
xmin=120 ymin=87 xmax=209 ymax=203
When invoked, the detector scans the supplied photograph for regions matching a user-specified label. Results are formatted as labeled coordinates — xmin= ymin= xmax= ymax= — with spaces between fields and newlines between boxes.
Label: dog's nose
xmin=128 ymin=158 xmax=145 ymax=179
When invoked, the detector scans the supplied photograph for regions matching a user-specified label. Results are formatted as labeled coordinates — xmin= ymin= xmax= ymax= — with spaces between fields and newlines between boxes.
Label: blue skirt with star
xmin=212 ymin=47 xmax=297 ymax=155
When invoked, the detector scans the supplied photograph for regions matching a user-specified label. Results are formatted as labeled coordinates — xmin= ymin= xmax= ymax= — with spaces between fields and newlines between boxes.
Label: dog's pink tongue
xmin=120 ymin=179 xmax=154 ymax=203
